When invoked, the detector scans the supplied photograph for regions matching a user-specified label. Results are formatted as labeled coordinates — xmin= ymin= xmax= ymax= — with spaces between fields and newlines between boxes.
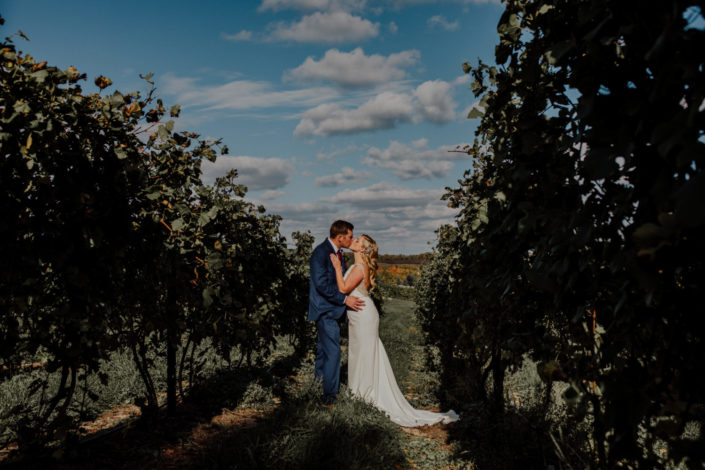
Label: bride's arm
xmin=329 ymin=255 xmax=364 ymax=294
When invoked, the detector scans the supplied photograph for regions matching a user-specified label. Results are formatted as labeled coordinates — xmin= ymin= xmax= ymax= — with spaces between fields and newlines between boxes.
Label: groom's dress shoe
xmin=320 ymin=395 xmax=336 ymax=406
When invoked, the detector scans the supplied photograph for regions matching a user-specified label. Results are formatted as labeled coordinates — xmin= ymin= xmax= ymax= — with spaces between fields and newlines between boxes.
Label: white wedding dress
xmin=344 ymin=264 xmax=459 ymax=427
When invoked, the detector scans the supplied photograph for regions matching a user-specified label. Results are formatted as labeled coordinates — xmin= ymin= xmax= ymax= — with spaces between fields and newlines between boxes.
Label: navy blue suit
xmin=308 ymin=239 xmax=347 ymax=402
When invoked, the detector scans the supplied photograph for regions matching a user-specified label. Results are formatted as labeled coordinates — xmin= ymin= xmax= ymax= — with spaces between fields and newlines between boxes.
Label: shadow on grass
xmin=3 ymin=349 xmax=407 ymax=470
xmin=1 ymin=351 xmax=308 ymax=469
xmin=445 ymin=399 xmax=589 ymax=470
xmin=191 ymin=382 xmax=407 ymax=470
xmin=4 ymin=298 xmax=433 ymax=469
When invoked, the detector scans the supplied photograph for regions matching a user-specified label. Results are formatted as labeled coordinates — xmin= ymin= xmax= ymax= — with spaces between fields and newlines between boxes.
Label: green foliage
xmin=376 ymin=298 xmax=416 ymax=386
xmin=416 ymin=225 xmax=493 ymax=405
xmin=281 ymin=231 xmax=317 ymax=355
xmin=0 ymin=19 xmax=311 ymax=454
xmin=0 ymin=23 xmax=165 ymax=449
xmin=378 ymin=282 xmax=415 ymax=301
xmin=418 ymin=0 xmax=705 ymax=467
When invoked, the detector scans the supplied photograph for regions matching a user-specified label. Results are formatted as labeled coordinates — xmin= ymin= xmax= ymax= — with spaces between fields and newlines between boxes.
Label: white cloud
xmin=388 ymin=21 xmax=398 ymax=33
xmin=254 ymin=181 xmax=458 ymax=253
xmin=260 ymin=190 xmax=286 ymax=200
xmin=259 ymin=0 xmax=367 ymax=12
xmin=315 ymin=167 xmax=373 ymax=187
xmin=294 ymin=92 xmax=415 ymax=136
xmin=387 ymin=0 xmax=499 ymax=6
xmin=161 ymin=75 xmax=200 ymax=94
xmin=323 ymin=181 xmax=445 ymax=208
xmin=320 ymin=183 xmax=457 ymax=251
xmin=285 ymin=47 xmax=420 ymax=88
xmin=268 ymin=11 xmax=379 ymax=43
xmin=221 ymin=30 xmax=254 ymax=41
xmin=413 ymin=80 xmax=455 ymax=123
xmin=264 ymin=201 xmax=339 ymax=217
xmin=260 ymin=0 xmax=332 ymax=11
xmin=201 ymin=156 xmax=294 ymax=190
xmin=453 ymin=74 xmax=471 ymax=85
xmin=259 ymin=0 xmax=497 ymax=13
xmin=427 ymin=15 xmax=459 ymax=31
xmin=363 ymin=140 xmax=471 ymax=179
xmin=316 ymin=144 xmax=361 ymax=160
xmin=412 ymin=138 xmax=428 ymax=149
xmin=294 ymin=80 xmax=455 ymax=137
xmin=250 ymin=200 xmax=340 ymax=239
xmin=162 ymin=74 xmax=339 ymax=111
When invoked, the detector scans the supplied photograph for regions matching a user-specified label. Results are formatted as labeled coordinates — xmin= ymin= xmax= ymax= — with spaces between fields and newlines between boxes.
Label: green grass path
xmin=189 ymin=297 xmax=468 ymax=470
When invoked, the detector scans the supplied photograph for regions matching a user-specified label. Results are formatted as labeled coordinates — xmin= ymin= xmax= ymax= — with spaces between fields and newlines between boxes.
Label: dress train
xmin=345 ymin=264 xmax=459 ymax=427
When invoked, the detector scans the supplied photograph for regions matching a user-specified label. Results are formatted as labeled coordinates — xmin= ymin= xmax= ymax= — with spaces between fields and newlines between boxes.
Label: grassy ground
xmin=1 ymin=298 xmax=470 ymax=469
xmin=5 ymin=296 xmax=608 ymax=469
xmin=5 ymin=297 xmax=699 ymax=468
xmin=186 ymin=298 xmax=468 ymax=470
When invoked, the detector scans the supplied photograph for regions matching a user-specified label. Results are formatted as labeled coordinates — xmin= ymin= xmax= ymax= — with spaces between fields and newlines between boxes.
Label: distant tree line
xmin=377 ymin=254 xmax=432 ymax=265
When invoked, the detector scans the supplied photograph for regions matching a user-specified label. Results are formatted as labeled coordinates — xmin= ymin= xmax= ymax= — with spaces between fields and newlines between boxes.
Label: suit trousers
xmin=315 ymin=314 xmax=341 ymax=401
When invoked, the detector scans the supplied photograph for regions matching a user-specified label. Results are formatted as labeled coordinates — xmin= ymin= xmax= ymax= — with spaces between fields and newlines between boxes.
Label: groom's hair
xmin=330 ymin=220 xmax=353 ymax=238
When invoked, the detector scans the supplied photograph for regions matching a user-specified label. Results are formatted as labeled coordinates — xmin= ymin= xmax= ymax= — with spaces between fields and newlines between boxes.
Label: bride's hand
xmin=329 ymin=253 xmax=341 ymax=270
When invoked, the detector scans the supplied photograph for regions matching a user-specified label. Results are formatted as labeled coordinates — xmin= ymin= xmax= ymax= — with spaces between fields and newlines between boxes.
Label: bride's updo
xmin=359 ymin=234 xmax=379 ymax=291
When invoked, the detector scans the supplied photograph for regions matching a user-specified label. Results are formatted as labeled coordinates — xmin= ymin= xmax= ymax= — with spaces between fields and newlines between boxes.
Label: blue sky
xmin=3 ymin=0 xmax=504 ymax=253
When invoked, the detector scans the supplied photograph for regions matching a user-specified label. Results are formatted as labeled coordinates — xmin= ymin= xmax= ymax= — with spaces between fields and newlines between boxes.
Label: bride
xmin=329 ymin=234 xmax=459 ymax=427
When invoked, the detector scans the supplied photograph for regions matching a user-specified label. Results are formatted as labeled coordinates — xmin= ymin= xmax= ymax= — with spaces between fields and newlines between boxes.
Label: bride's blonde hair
xmin=359 ymin=234 xmax=378 ymax=291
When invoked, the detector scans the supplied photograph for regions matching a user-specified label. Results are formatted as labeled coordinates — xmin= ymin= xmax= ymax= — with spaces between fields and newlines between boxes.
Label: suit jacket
xmin=308 ymin=240 xmax=347 ymax=322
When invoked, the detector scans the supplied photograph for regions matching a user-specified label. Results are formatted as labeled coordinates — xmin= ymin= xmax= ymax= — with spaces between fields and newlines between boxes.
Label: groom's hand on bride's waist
xmin=345 ymin=295 xmax=365 ymax=311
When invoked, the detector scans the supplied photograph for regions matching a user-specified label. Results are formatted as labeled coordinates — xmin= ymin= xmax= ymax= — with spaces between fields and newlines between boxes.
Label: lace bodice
xmin=344 ymin=263 xmax=369 ymax=298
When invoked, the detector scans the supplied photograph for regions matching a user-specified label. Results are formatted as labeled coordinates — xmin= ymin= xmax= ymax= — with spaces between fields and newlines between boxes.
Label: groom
xmin=308 ymin=220 xmax=365 ymax=405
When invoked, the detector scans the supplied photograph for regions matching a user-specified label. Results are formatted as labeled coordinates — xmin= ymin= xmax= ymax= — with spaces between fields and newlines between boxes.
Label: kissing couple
xmin=307 ymin=220 xmax=459 ymax=427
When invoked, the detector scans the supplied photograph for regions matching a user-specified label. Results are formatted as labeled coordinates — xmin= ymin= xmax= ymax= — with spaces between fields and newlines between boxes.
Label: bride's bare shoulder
xmin=350 ymin=263 xmax=367 ymax=274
